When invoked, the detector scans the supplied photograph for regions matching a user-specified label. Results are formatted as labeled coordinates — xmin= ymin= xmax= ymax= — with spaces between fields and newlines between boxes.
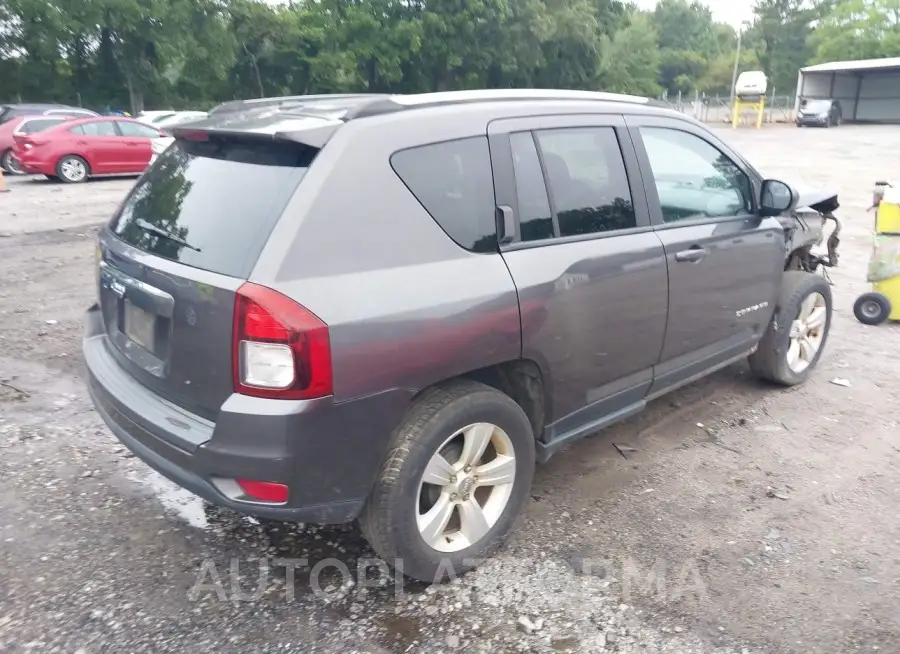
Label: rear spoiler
xmin=170 ymin=122 xmax=340 ymax=149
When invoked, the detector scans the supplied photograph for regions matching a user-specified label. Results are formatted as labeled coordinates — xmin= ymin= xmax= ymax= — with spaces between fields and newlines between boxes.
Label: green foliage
xmin=750 ymin=0 xmax=823 ymax=93
xmin=810 ymin=0 xmax=900 ymax=63
xmin=597 ymin=12 xmax=663 ymax=96
xmin=0 ymin=0 xmax=890 ymax=110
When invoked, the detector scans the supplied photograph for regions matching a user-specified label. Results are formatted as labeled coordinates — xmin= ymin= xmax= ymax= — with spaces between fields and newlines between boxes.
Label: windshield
xmin=803 ymin=100 xmax=831 ymax=112
xmin=109 ymin=137 xmax=317 ymax=278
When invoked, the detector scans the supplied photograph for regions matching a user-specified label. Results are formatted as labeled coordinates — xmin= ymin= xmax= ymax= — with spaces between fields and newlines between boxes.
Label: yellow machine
xmin=732 ymin=96 xmax=766 ymax=129
xmin=853 ymin=182 xmax=900 ymax=325
xmin=732 ymin=70 xmax=767 ymax=129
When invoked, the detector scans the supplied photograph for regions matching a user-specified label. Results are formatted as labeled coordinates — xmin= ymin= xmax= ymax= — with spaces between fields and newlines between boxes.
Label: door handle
xmin=674 ymin=246 xmax=708 ymax=262
xmin=496 ymin=205 xmax=516 ymax=244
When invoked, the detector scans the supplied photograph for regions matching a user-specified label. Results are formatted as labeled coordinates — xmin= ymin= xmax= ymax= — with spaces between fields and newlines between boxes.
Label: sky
xmin=631 ymin=0 xmax=753 ymax=28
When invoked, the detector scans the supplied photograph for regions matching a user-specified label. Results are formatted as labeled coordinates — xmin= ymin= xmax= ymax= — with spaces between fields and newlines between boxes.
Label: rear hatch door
xmin=97 ymin=133 xmax=318 ymax=421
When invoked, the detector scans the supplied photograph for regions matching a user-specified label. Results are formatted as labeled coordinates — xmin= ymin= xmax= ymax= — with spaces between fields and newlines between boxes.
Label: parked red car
xmin=13 ymin=116 xmax=164 ymax=183
xmin=0 ymin=114 xmax=87 ymax=174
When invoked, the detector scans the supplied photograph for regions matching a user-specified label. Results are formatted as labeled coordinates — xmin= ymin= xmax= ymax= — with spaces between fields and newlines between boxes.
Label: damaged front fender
xmin=778 ymin=185 xmax=841 ymax=272
xmin=796 ymin=186 xmax=840 ymax=215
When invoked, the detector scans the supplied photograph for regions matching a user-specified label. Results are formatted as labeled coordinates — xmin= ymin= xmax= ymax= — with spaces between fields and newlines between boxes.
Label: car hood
xmin=795 ymin=185 xmax=839 ymax=214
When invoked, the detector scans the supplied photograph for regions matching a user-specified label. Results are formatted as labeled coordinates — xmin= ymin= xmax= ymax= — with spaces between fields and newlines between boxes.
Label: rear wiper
xmin=134 ymin=218 xmax=201 ymax=252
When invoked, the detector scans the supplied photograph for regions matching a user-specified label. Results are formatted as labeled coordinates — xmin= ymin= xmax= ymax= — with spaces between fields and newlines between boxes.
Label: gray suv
xmin=84 ymin=90 xmax=839 ymax=582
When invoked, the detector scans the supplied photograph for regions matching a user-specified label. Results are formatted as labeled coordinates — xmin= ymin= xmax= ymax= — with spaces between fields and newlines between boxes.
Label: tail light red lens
xmin=236 ymin=479 xmax=289 ymax=503
xmin=232 ymin=282 xmax=333 ymax=400
xmin=178 ymin=129 xmax=209 ymax=142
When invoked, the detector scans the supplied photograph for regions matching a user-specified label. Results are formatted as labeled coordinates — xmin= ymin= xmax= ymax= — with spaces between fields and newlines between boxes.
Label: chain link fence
xmin=656 ymin=91 xmax=798 ymax=125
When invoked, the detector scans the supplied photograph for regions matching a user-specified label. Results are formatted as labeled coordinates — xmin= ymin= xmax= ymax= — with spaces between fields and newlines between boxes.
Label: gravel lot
xmin=1 ymin=125 xmax=899 ymax=654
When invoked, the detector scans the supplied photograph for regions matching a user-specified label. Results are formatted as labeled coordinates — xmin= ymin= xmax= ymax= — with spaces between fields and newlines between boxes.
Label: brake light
xmin=232 ymin=283 xmax=332 ymax=400
xmin=18 ymin=137 xmax=44 ymax=151
xmin=179 ymin=130 xmax=209 ymax=141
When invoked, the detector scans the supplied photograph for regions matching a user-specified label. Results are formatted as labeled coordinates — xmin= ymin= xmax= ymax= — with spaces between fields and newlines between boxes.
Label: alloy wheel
xmin=787 ymin=292 xmax=827 ymax=373
xmin=416 ymin=422 xmax=516 ymax=553
xmin=60 ymin=158 xmax=87 ymax=182
xmin=3 ymin=151 xmax=23 ymax=175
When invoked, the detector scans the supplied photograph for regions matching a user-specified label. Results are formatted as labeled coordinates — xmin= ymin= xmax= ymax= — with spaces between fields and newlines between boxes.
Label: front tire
xmin=750 ymin=272 xmax=832 ymax=386
xmin=360 ymin=380 xmax=536 ymax=583
xmin=853 ymin=292 xmax=891 ymax=325
xmin=56 ymin=155 xmax=89 ymax=183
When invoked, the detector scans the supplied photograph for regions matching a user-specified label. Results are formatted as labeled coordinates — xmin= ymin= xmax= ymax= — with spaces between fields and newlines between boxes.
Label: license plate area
xmin=123 ymin=300 xmax=157 ymax=354
xmin=98 ymin=260 xmax=175 ymax=378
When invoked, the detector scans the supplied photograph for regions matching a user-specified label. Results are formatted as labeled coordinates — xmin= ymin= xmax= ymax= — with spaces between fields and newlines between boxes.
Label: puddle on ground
xmin=138 ymin=469 xmax=209 ymax=529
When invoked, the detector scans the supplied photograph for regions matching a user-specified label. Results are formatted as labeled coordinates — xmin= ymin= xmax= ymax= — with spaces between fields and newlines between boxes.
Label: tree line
xmin=0 ymin=0 xmax=897 ymax=114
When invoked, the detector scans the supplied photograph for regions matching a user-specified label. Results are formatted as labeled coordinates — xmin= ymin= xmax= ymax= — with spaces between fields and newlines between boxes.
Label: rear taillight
xmin=232 ymin=283 xmax=332 ymax=400
xmin=178 ymin=130 xmax=209 ymax=141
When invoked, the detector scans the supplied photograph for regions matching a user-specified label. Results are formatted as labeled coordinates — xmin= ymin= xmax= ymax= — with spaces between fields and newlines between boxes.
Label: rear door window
xmin=509 ymin=132 xmax=554 ymax=242
xmin=109 ymin=137 xmax=316 ymax=278
xmin=79 ymin=121 xmax=118 ymax=137
xmin=116 ymin=121 xmax=161 ymax=138
xmin=391 ymin=136 xmax=497 ymax=253
xmin=534 ymin=127 xmax=637 ymax=236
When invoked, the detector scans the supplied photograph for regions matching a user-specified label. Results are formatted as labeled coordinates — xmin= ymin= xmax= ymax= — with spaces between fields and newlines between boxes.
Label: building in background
xmin=795 ymin=57 xmax=900 ymax=123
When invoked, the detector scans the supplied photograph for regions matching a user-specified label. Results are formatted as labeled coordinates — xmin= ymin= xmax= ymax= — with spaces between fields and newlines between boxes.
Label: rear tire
xmin=853 ymin=292 xmax=891 ymax=326
xmin=750 ymin=272 xmax=832 ymax=386
xmin=56 ymin=155 xmax=89 ymax=183
xmin=360 ymin=380 xmax=536 ymax=583
xmin=1 ymin=149 xmax=24 ymax=175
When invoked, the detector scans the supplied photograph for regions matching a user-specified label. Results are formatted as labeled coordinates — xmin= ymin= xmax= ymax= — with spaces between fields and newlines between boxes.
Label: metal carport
xmin=794 ymin=57 xmax=900 ymax=123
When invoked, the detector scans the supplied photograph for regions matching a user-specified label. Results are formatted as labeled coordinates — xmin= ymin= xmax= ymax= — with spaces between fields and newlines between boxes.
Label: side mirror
xmin=760 ymin=179 xmax=798 ymax=216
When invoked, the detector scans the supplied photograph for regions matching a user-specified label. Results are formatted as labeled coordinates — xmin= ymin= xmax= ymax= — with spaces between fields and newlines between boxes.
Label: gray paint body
xmin=85 ymin=94 xmax=790 ymax=522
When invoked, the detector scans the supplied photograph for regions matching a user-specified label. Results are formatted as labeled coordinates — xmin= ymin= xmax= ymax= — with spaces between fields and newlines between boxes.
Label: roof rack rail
xmin=343 ymin=89 xmax=652 ymax=121
xmin=209 ymin=93 xmax=389 ymax=116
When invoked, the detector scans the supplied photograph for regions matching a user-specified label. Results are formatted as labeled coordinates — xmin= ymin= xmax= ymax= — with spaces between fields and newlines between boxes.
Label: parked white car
xmin=137 ymin=110 xmax=177 ymax=125
xmin=149 ymin=136 xmax=174 ymax=164
xmin=148 ymin=112 xmax=208 ymax=163
xmin=154 ymin=111 xmax=208 ymax=129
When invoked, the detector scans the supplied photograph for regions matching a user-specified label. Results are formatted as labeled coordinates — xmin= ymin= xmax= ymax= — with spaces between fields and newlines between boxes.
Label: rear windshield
xmin=18 ymin=118 xmax=67 ymax=133
xmin=109 ymin=137 xmax=316 ymax=278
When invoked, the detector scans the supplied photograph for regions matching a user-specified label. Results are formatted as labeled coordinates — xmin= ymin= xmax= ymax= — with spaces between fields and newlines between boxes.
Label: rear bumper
xmin=83 ymin=304 xmax=412 ymax=523
xmin=16 ymin=150 xmax=52 ymax=174
xmin=796 ymin=117 xmax=828 ymax=126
